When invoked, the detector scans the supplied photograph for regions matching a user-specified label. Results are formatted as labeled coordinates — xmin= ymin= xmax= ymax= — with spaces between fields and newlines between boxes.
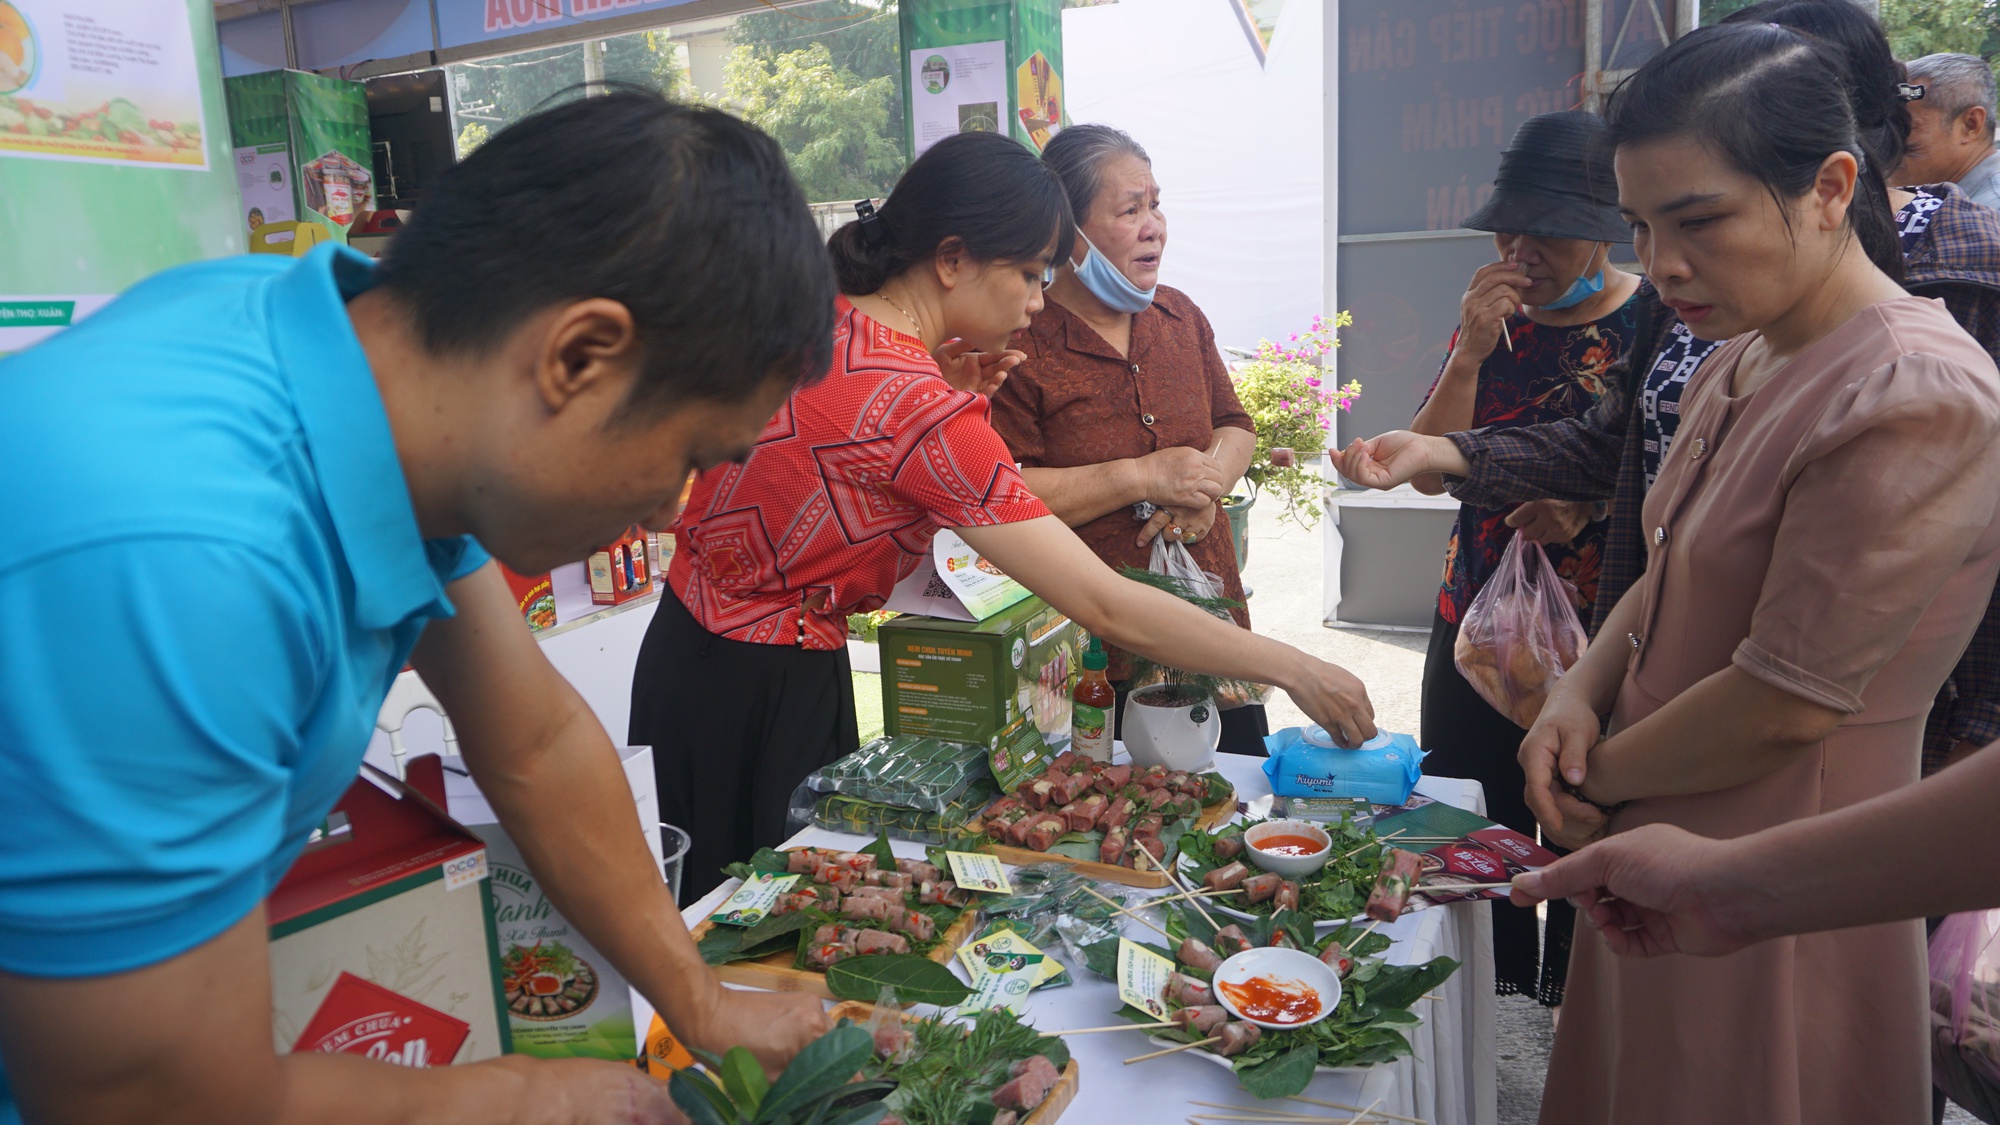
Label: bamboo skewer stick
xmin=1287 ymin=1096 xmax=1427 ymax=1125
xmin=1184 ymin=1104 xmax=1376 ymax=1112
xmin=1080 ymin=885 xmax=1173 ymax=940
xmin=1125 ymin=1036 xmax=1221 ymax=1064
xmin=1040 ymin=1021 xmax=1178 ymax=1036
xmin=1415 ymin=881 xmax=1517 ymax=895
xmin=1188 ymin=1101 xmax=1386 ymax=1123
xmin=1188 ymin=1114 xmax=1385 ymax=1125
xmin=1139 ymin=845 xmax=1223 ymax=932
xmin=1345 ymin=1099 xmax=1385 ymax=1125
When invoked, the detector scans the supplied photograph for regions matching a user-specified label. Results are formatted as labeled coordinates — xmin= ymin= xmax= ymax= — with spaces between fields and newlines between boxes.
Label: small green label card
xmin=958 ymin=927 xmax=1063 ymax=987
xmin=945 ymin=850 xmax=1013 ymax=893
xmin=1117 ymin=937 xmax=1176 ymax=1019
xmin=708 ymin=872 xmax=799 ymax=927
xmin=956 ymin=955 xmax=1046 ymax=1016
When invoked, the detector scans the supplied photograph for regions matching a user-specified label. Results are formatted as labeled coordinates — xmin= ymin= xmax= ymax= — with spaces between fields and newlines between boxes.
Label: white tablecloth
xmin=686 ymin=753 xmax=1498 ymax=1125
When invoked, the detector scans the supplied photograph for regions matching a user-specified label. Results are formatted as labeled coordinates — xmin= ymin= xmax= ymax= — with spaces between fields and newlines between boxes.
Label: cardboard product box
xmin=443 ymin=746 xmax=666 ymax=1063
xmin=878 ymin=595 xmax=1078 ymax=757
xmin=267 ymin=761 xmax=509 ymax=1065
xmin=499 ymin=564 xmax=557 ymax=632
xmin=588 ymin=526 xmax=654 ymax=607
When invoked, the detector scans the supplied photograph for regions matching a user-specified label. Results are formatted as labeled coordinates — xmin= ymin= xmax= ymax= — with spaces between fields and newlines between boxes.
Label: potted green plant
xmin=1115 ymin=568 xmax=1265 ymax=771
xmin=1226 ymin=313 xmax=1362 ymax=566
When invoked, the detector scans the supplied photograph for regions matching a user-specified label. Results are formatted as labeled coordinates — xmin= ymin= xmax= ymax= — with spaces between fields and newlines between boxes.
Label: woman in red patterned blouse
xmin=631 ymin=133 xmax=1378 ymax=901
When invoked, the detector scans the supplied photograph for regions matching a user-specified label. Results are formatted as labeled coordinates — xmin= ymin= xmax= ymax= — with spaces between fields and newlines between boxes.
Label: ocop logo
xmin=442 ymin=849 xmax=488 ymax=892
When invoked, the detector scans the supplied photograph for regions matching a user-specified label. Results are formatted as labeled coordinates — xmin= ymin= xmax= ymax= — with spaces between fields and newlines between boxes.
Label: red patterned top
xmin=668 ymin=298 xmax=1052 ymax=649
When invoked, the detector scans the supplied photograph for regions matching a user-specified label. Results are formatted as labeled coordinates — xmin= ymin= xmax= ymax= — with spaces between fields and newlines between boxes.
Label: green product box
xmin=878 ymin=596 xmax=1078 ymax=778
xmin=224 ymin=69 xmax=373 ymax=247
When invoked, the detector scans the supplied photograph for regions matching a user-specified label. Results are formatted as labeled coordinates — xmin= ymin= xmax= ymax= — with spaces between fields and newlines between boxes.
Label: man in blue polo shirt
xmin=0 ymin=94 xmax=837 ymax=1124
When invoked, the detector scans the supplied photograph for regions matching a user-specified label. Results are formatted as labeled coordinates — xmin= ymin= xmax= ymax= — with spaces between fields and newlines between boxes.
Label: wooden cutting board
xmin=981 ymin=782 xmax=1236 ymax=888
xmin=825 ymin=1000 xmax=1080 ymax=1125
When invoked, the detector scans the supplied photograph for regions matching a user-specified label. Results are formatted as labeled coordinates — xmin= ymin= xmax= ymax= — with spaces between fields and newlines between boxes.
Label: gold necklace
xmin=873 ymin=289 xmax=925 ymax=339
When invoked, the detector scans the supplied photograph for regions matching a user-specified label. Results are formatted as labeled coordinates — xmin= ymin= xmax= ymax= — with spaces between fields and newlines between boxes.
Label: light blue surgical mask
xmin=1540 ymin=267 xmax=1605 ymax=311
xmin=1071 ymin=233 xmax=1156 ymax=314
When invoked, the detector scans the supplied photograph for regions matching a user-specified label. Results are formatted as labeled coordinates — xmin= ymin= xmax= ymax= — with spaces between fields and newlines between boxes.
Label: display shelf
xmin=534 ymin=588 xmax=661 ymax=642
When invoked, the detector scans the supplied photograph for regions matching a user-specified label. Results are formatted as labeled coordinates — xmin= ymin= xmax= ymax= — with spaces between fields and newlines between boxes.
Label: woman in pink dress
xmin=1520 ymin=23 xmax=2000 ymax=1124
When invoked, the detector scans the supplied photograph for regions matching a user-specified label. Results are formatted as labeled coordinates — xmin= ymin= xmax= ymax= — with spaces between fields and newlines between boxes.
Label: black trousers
xmin=630 ymin=588 xmax=859 ymax=906
xmin=1111 ymin=682 xmax=1270 ymax=757
xmin=1422 ymin=608 xmax=1575 ymax=1007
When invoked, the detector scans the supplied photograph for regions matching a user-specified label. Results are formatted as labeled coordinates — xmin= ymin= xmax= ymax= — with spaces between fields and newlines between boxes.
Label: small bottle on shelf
xmin=1072 ymin=637 xmax=1115 ymax=762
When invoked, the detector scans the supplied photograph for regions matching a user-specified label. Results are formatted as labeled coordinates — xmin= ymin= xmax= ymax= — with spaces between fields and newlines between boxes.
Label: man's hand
xmin=1519 ymin=688 xmax=1607 ymax=845
xmin=1454 ymin=260 xmax=1533 ymax=359
xmin=1509 ymin=824 xmax=1758 ymax=958
xmin=1506 ymin=499 xmax=1595 ymax=546
xmin=1331 ymin=432 xmax=1469 ymax=491
xmin=1137 ymin=446 xmax=1226 ymax=511
xmin=932 ymin=339 xmax=1023 ymax=396
xmin=0 ymin=908 xmax=689 ymax=1125
xmin=685 ymin=989 xmax=831 ymax=1078
xmin=1278 ymin=656 xmax=1378 ymax=748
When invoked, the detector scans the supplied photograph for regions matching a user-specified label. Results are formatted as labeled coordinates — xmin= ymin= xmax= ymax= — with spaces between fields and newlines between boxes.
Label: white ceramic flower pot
xmin=1123 ymin=684 xmax=1221 ymax=772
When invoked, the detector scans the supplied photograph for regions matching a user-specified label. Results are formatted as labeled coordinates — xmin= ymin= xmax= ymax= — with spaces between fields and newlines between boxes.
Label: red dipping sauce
xmin=1217 ymin=976 xmax=1323 ymax=1025
xmin=1253 ymin=833 xmax=1325 ymax=857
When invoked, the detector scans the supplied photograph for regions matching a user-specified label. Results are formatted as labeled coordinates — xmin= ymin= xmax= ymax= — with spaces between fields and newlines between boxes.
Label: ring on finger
xmin=1168 ymin=525 xmax=1183 ymax=540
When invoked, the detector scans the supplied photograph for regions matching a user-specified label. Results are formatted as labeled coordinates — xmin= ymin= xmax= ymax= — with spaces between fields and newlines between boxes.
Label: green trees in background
xmin=451 ymin=31 xmax=684 ymax=160
xmin=725 ymin=0 xmax=905 ymax=201
xmin=1699 ymin=0 xmax=2000 ymax=74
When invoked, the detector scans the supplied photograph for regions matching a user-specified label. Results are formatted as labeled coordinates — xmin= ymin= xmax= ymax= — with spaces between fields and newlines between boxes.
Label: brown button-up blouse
xmin=992 ymin=286 xmax=1256 ymax=677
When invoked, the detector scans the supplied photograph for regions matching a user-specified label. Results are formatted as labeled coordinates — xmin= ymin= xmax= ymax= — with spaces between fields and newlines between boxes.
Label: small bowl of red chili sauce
xmin=1213 ymin=947 xmax=1342 ymax=1030
xmin=1241 ymin=819 xmax=1332 ymax=878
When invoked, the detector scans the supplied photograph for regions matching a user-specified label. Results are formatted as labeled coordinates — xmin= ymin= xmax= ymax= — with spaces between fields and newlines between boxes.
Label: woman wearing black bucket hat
xmin=1403 ymin=109 xmax=1643 ymax=1010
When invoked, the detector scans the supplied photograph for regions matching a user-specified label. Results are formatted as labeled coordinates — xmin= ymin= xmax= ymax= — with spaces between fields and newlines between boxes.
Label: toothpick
xmin=1125 ymin=1035 xmax=1221 ymax=1064
xmin=1499 ymin=318 xmax=1514 ymax=353
xmin=1148 ymin=886 xmax=1237 ymax=907
xmin=1189 ymin=1115 xmax=1380 ymax=1125
xmin=1337 ymin=832 xmax=1397 ymax=862
xmin=1040 ymin=1021 xmax=1178 ymax=1036
xmin=1088 ymin=884 xmax=1176 ymax=936
xmin=1288 ymin=1097 xmax=1427 ymax=1125
xmin=1345 ymin=1100 xmax=1385 ymax=1125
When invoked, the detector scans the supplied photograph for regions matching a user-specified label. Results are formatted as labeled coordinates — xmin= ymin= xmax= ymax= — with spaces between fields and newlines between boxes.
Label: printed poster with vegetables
xmin=0 ymin=0 xmax=208 ymax=168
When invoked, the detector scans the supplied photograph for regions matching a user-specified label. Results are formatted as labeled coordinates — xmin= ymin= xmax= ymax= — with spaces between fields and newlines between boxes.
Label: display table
xmin=685 ymin=754 xmax=1499 ymax=1125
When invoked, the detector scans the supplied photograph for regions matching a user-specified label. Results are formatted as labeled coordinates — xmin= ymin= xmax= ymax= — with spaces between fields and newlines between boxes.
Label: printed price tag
xmin=708 ymin=873 xmax=800 ymax=927
xmin=956 ymin=955 xmax=1046 ymax=1016
xmin=957 ymin=928 xmax=1063 ymax=987
xmin=1117 ymin=937 xmax=1176 ymax=1019
xmin=945 ymin=851 xmax=1013 ymax=894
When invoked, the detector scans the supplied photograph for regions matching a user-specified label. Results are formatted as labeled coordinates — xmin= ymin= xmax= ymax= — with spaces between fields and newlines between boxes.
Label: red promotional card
xmin=293 ymin=972 xmax=471 ymax=1068
xmin=1468 ymin=826 xmax=1561 ymax=870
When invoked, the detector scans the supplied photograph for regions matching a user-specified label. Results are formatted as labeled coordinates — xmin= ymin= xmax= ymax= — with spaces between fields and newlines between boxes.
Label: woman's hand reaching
xmin=1332 ymin=431 xmax=1473 ymax=491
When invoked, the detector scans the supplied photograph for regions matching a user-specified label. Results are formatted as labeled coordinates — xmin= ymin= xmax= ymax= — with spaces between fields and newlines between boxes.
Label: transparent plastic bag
xmin=1453 ymin=534 xmax=1588 ymax=728
xmin=1930 ymin=910 xmax=2000 ymax=1121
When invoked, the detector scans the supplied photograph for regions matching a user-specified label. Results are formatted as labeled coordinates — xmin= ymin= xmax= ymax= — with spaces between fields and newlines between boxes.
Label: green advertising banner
xmin=225 ymin=69 xmax=372 ymax=251
xmin=0 ymin=0 xmax=245 ymax=353
xmin=899 ymin=0 xmax=1066 ymax=159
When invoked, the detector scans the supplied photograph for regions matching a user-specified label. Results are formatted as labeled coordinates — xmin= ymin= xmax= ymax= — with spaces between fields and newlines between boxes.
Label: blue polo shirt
xmin=0 ymin=248 xmax=488 ymax=979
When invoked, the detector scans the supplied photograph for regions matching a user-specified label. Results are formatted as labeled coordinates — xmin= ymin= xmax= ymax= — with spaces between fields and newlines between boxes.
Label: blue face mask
xmin=1540 ymin=266 xmax=1606 ymax=311
xmin=1071 ymin=233 xmax=1156 ymax=314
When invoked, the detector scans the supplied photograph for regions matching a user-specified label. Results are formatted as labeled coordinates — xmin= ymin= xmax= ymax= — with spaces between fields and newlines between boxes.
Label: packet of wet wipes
xmin=1263 ymin=727 xmax=1426 ymax=807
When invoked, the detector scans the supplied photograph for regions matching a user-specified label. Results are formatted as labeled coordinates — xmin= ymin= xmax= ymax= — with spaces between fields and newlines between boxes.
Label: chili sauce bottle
xmin=1072 ymin=637 xmax=1115 ymax=762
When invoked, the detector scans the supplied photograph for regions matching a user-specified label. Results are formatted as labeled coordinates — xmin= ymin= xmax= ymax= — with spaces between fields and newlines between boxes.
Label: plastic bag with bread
xmin=1452 ymin=534 xmax=1589 ymax=728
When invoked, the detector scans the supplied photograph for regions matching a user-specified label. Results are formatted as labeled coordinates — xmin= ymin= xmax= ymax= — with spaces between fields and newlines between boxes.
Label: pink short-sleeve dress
xmin=1539 ymin=297 xmax=2000 ymax=1125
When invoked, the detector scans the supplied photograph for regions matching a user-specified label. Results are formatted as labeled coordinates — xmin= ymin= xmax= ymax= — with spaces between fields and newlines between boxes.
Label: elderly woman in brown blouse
xmin=991 ymin=124 xmax=1268 ymax=753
